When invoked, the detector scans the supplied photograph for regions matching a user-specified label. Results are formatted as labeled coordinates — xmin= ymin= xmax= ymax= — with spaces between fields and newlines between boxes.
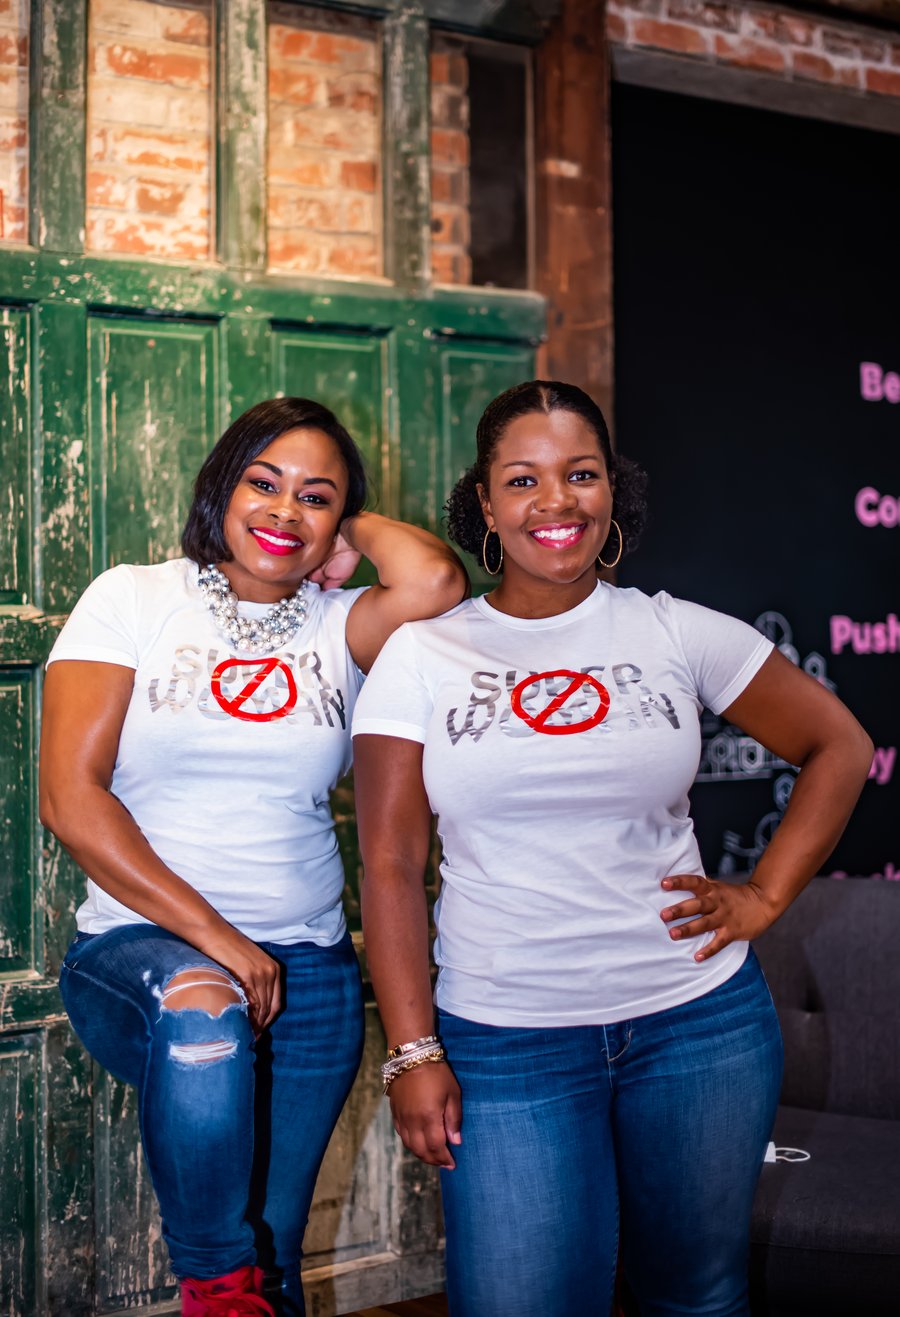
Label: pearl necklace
xmin=197 ymin=564 xmax=308 ymax=653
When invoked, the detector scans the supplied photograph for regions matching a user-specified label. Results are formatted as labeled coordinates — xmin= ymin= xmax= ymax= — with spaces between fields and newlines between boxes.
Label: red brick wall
xmin=15 ymin=0 xmax=899 ymax=276
xmin=431 ymin=35 xmax=471 ymax=286
xmin=86 ymin=0 xmax=212 ymax=260
xmin=267 ymin=2 xmax=380 ymax=277
xmin=0 ymin=0 xmax=28 ymax=243
xmin=607 ymin=0 xmax=900 ymax=96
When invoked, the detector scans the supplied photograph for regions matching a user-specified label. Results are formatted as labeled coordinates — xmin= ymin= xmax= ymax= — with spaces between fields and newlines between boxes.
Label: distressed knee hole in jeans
xmin=158 ymin=966 xmax=247 ymax=1020
xmin=157 ymin=968 xmax=247 ymax=1065
xmin=168 ymin=1038 xmax=239 ymax=1065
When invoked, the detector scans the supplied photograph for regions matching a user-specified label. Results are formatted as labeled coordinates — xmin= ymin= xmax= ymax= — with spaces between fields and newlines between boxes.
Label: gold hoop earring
xmin=482 ymin=527 xmax=503 ymax=576
xmin=597 ymin=519 xmax=623 ymax=570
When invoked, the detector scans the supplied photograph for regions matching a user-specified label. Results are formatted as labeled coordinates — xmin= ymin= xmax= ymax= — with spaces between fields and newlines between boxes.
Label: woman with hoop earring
xmin=350 ymin=379 xmax=872 ymax=1316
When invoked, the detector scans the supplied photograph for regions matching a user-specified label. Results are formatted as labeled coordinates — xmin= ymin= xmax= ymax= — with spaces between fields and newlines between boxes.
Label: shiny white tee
xmin=48 ymin=558 xmax=366 ymax=944
xmin=352 ymin=582 xmax=773 ymax=1026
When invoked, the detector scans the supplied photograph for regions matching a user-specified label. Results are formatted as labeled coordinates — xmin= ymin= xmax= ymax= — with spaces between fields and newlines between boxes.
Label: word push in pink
xmin=830 ymin=613 xmax=900 ymax=655
xmin=855 ymin=487 xmax=900 ymax=527
xmin=860 ymin=362 xmax=900 ymax=402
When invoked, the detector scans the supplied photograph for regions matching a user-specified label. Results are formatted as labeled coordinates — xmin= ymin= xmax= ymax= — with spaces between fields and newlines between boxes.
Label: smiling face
xmin=220 ymin=427 xmax=349 ymax=602
xmin=478 ymin=408 xmax=614 ymax=612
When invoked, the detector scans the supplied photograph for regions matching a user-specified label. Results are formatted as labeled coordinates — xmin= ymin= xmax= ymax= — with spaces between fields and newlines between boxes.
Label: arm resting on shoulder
xmin=661 ymin=647 xmax=874 ymax=958
xmin=354 ymin=733 xmax=462 ymax=1167
xmin=40 ymin=661 xmax=280 ymax=1027
xmin=342 ymin=513 xmax=468 ymax=672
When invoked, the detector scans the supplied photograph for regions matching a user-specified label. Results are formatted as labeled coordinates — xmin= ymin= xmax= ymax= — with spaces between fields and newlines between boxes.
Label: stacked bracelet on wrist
xmin=381 ymin=1034 xmax=446 ymax=1094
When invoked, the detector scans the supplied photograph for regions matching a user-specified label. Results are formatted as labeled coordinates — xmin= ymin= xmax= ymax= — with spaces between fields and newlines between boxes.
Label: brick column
xmin=430 ymin=35 xmax=471 ymax=285
xmin=535 ymin=0 xmax=615 ymax=426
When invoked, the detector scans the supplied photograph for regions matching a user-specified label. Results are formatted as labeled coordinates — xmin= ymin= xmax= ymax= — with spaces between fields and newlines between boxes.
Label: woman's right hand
xmin=307 ymin=528 xmax=361 ymax=591
xmin=198 ymin=927 xmax=282 ymax=1033
xmin=389 ymin=1062 xmax=462 ymax=1169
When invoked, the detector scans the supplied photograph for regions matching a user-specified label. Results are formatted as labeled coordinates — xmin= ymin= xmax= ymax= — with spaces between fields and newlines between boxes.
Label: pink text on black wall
xmin=860 ymin=362 xmax=900 ymax=402
xmin=830 ymin=613 xmax=900 ymax=655
xmin=855 ymin=487 xmax=899 ymax=527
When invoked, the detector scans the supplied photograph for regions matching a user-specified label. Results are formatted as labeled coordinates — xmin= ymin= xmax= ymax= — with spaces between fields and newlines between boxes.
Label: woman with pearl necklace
xmin=40 ymin=396 xmax=467 ymax=1317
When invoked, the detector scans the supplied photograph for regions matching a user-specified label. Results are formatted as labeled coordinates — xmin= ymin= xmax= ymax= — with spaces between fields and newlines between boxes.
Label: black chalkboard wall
xmin=611 ymin=81 xmax=898 ymax=881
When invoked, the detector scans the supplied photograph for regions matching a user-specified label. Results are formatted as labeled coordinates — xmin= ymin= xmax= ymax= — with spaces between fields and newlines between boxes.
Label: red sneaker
xmin=181 ymin=1265 xmax=275 ymax=1316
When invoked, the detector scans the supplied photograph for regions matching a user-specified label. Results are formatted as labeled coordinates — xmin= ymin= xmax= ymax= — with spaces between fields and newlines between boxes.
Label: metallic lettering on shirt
xmin=445 ymin=664 xmax=681 ymax=745
xmin=145 ymin=644 xmax=347 ymax=728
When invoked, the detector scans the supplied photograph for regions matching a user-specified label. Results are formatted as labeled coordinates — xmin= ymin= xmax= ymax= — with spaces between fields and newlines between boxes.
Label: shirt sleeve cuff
xmin=351 ymin=717 xmax=427 ymax=744
xmin=707 ymin=637 xmax=774 ymax=715
xmin=46 ymin=645 xmax=139 ymax=670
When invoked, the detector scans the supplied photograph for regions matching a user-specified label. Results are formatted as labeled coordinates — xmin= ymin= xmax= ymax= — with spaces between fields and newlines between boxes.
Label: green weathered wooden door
xmin=0 ymin=2 xmax=543 ymax=1312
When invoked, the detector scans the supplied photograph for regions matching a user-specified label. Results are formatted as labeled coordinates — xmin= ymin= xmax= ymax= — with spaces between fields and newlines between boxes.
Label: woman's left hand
xmin=660 ymin=875 xmax=780 ymax=961
xmin=308 ymin=531 xmax=361 ymax=590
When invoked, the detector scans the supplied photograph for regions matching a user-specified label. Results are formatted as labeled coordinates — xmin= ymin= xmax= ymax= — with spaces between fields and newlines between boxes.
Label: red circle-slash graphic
xmin=211 ymin=657 xmax=297 ymax=723
xmin=510 ymin=669 xmax=610 ymax=736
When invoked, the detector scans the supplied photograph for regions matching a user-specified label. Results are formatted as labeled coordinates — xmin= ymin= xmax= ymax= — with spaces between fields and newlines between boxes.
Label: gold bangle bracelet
xmin=382 ymin=1048 xmax=446 ymax=1094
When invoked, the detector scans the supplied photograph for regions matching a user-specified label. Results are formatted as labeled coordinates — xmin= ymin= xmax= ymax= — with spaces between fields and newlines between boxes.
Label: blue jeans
xmin=59 ymin=924 xmax=364 ymax=1315
xmin=437 ymin=950 xmax=782 ymax=1317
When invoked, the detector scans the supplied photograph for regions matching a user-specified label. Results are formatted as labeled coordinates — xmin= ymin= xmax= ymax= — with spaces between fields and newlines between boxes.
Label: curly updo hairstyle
xmin=182 ymin=396 xmax=368 ymax=565
xmin=444 ymin=380 xmax=648 ymax=573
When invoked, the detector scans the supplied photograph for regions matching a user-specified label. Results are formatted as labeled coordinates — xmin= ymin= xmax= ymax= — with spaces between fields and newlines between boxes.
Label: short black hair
xmin=182 ymin=397 xmax=369 ymax=565
xmin=444 ymin=379 xmax=648 ymax=572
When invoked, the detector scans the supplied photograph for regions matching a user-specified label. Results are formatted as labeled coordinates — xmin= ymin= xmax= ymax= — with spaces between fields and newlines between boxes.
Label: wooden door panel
xmin=45 ymin=1021 xmax=95 ymax=1317
xmin=397 ymin=337 xmax=533 ymax=592
xmin=0 ymin=672 xmax=36 ymax=974
xmin=0 ymin=307 xmax=32 ymax=604
xmin=89 ymin=316 xmax=221 ymax=572
xmin=437 ymin=343 xmax=534 ymax=511
xmin=38 ymin=301 xmax=91 ymax=615
xmin=93 ymin=1069 xmax=176 ymax=1312
xmin=0 ymin=1032 xmax=40 ymax=1317
xmin=271 ymin=327 xmax=391 ymax=513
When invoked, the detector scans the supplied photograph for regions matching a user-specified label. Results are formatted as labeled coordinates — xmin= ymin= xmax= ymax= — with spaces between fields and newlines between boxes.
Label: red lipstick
xmin=249 ymin=527 xmax=304 ymax=557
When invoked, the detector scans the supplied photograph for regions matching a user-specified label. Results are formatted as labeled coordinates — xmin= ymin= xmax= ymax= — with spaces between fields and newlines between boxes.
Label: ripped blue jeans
xmin=59 ymin=924 xmax=364 ymax=1315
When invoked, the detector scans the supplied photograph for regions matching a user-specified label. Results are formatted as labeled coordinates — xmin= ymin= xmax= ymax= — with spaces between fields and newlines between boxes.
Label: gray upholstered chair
xmin=750 ymin=875 xmax=900 ymax=1315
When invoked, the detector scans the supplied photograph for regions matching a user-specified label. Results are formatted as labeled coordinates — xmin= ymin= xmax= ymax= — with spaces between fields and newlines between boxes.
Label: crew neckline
xmin=471 ymin=580 xmax=608 ymax=630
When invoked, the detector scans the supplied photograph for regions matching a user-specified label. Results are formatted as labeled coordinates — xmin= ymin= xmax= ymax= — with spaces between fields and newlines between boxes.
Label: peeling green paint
xmin=0 ymin=247 xmax=547 ymax=338
xmin=383 ymin=6 xmax=432 ymax=290
xmin=29 ymin=0 xmax=88 ymax=253
xmin=0 ymin=308 xmax=32 ymax=605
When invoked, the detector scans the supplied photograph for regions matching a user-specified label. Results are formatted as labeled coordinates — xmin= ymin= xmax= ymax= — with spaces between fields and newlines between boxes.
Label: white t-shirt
xmin=352 ymin=582 xmax=773 ymax=1026
xmin=47 ymin=558 xmax=367 ymax=944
